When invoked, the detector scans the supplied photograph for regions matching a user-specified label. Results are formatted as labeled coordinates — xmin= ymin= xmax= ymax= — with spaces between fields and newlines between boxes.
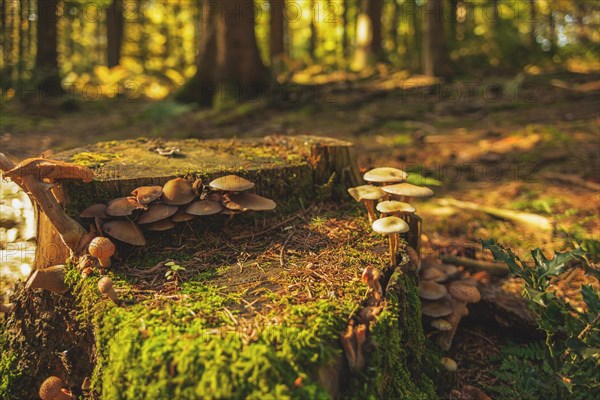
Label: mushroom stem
xmin=340 ymin=325 xmax=357 ymax=369
xmin=355 ymin=324 xmax=367 ymax=370
xmin=25 ymin=265 xmax=68 ymax=294
xmin=388 ymin=234 xmax=396 ymax=267
xmin=98 ymin=257 xmax=111 ymax=268
xmin=436 ymin=300 xmax=468 ymax=351
xmin=363 ymin=200 xmax=377 ymax=224
xmin=105 ymin=287 xmax=119 ymax=304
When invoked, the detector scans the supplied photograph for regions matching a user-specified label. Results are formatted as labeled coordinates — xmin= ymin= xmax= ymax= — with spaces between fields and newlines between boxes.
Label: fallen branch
xmin=441 ymin=255 xmax=508 ymax=277
xmin=541 ymin=172 xmax=600 ymax=192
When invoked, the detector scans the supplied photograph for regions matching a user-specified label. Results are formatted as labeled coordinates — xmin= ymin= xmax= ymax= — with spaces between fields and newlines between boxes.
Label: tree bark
xmin=342 ymin=0 xmax=349 ymax=58
xmin=308 ymin=0 xmax=317 ymax=60
xmin=35 ymin=0 xmax=60 ymax=90
xmin=366 ymin=0 xmax=383 ymax=61
xmin=106 ymin=0 xmax=124 ymax=68
xmin=529 ymin=0 xmax=536 ymax=48
xmin=269 ymin=0 xmax=285 ymax=64
xmin=423 ymin=0 xmax=453 ymax=79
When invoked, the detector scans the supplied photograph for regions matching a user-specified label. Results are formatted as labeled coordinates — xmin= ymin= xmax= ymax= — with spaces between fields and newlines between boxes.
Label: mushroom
xmin=340 ymin=324 xmax=357 ymax=370
xmin=39 ymin=376 xmax=71 ymax=400
xmin=209 ymin=175 xmax=254 ymax=192
xmin=0 ymin=303 xmax=15 ymax=314
xmin=372 ymin=217 xmax=409 ymax=267
xmin=347 ymin=185 xmax=385 ymax=224
xmin=421 ymin=296 xmax=453 ymax=318
xmin=25 ymin=265 xmax=68 ymax=294
xmin=98 ymin=276 xmax=119 ymax=305
xmin=430 ymin=319 xmax=452 ymax=331
xmin=382 ymin=183 xmax=434 ymax=202
xmin=88 ymin=237 xmax=115 ymax=268
xmin=361 ymin=266 xmax=382 ymax=301
xmin=144 ymin=219 xmax=176 ymax=231
xmin=103 ymin=220 xmax=146 ymax=246
xmin=136 ymin=203 xmax=179 ymax=224
xmin=448 ymin=281 xmax=481 ymax=304
xmin=418 ymin=280 xmax=448 ymax=300
xmin=79 ymin=204 xmax=108 ymax=219
xmin=358 ymin=305 xmax=383 ymax=323
xmin=106 ymin=197 xmax=145 ymax=217
xmin=420 ymin=265 xmax=448 ymax=282
xmin=131 ymin=185 xmax=163 ymax=204
xmin=363 ymin=167 xmax=407 ymax=185
xmin=354 ymin=324 xmax=367 ymax=370
xmin=161 ymin=178 xmax=196 ymax=205
xmin=376 ymin=200 xmax=416 ymax=218
xmin=171 ymin=209 xmax=195 ymax=223
xmin=436 ymin=286 xmax=477 ymax=351
xmin=440 ymin=357 xmax=458 ymax=372
xmin=225 ymin=193 xmax=277 ymax=211
xmin=186 ymin=200 xmax=224 ymax=216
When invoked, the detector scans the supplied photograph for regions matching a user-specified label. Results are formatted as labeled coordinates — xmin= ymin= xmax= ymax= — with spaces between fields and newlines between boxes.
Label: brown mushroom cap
xmin=209 ymin=175 xmax=255 ymax=192
xmin=419 ymin=280 xmax=448 ymax=300
xmin=132 ymin=185 xmax=163 ymax=204
xmin=347 ymin=184 xmax=386 ymax=202
xmin=106 ymin=197 xmax=145 ymax=217
xmin=136 ymin=203 xmax=179 ymax=224
xmin=171 ymin=210 xmax=195 ymax=222
xmin=421 ymin=297 xmax=453 ymax=317
xmin=372 ymin=216 xmax=409 ymax=234
xmin=363 ymin=167 xmax=408 ymax=184
xmin=144 ymin=219 xmax=176 ymax=231
xmin=382 ymin=183 xmax=434 ymax=198
xmin=97 ymin=276 xmax=113 ymax=294
xmin=376 ymin=200 xmax=416 ymax=214
xmin=433 ymin=263 xmax=459 ymax=276
xmin=420 ymin=266 xmax=448 ymax=282
xmin=440 ymin=357 xmax=458 ymax=372
xmin=431 ymin=319 xmax=453 ymax=331
xmin=162 ymin=178 xmax=196 ymax=205
xmin=103 ymin=220 xmax=146 ymax=246
xmin=449 ymin=281 xmax=481 ymax=303
xmin=361 ymin=266 xmax=380 ymax=284
xmin=39 ymin=376 xmax=65 ymax=400
xmin=88 ymin=237 xmax=115 ymax=259
xmin=187 ymin=200 xmax=224 ymax=216
xmin=226 ymin=193 xmax=276 ymax=211
xmin=80 ymin=204 xmax=108 ymax=219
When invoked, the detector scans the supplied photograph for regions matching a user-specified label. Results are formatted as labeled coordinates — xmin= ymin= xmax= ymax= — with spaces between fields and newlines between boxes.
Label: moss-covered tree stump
xmin=1 ymin=136 xmax=437 ymax=399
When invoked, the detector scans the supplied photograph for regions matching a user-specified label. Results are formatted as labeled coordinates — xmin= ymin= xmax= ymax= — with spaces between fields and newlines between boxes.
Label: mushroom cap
xmin=361 ymin=266 xmax=380 ymax=284
xmin=39 ymin=376 xmax=64 ymax=400
xmin=97 ymin=276 xmax=113 ymax=294
xmin=382 ymin=183 xmax=434 ymax=198
xmin=449 ymin=281 xmax=481 ymax=303
xmin=420 ymin=266 xmax=448 ymax=282
xmin=88 ymin=237 xmax=115 ymax=259
xmin=186 ymin=200 xmax=224 ymax=216
xmin=433 ymin=263 xmax=459 ymax=276
xmin=440 ymin=357 xmax=458 ymax=372
xmin=103 ymin=220 xmax=146 ymax=246
xmin=144 ymin=219 xmax=175 ymax=231
xmin=136 ymin=203 xmax=179 ymax=224
xmin=421 ymin=297 xmax=453 ymax=317
xmin=418 ymin=280 xmax=448 ymax=300
xmin=226 ymin=193 xmax=276 ymax=211
xmin=347 ymin=185 xmax=385 ymax=202
xmin=209 ymin=175 xmax=254 ymax=192
xmin=171 ymin=210 xmax=195 ymax=222
xmin=363 ymin=167 xmax=407 ymax=184
xmin=376 ymin=200 xmax=416 ymax=214
xmin=131 ymin=186 xmax=163 ymax=204
xmin=6 ymin=158 xmax=94 ymax=182
xmin=431 ymin=319 xmax=453 ymax=331
xmin=106 ymin=197 xmax=145 ymax=217
xmin=80 ymin=204 xmax=108 ymax=219
xmin=161 ymin=178 xmax=196 ymax=205
xmin=372 ymin=216 xmax=409 ymax=234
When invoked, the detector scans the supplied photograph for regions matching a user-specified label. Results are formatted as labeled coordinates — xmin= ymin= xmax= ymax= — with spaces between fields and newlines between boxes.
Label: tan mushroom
xmin=421 ymin=296 xmax=453 ymax=318
xmin=209 ymin=175 xmax=254 ymax=192
xmin=340 ymin=324 xmax=357 ymax=369
xmin=225 ymin=193 xmax=276 ymax=211
xmin=187 ymin=200 xmax=224 ymax=216
xmin=436 ymin=298 xmax=470 ymax=351
xmin=440 ymin=357 xmax=458 ymax=372
xmin=355 ymin=324 xmax=367 ymax=370
xmin=131 ymin=185 xmax=163 ymax=204
xmin=171 ymin=209 xmax=195 ymax=222
xmin=144 ymin=219 xmax=176 ymax=231
xmin=420 ymin=265 xmax=448 ymax=282
xmin=79 ymin=204 xmax=108 ymax=219
xmin=348 ymin=185 xmax=385 ymax=224
xmin=103 ymin=220 xmax=146 ymax=246
xmin=361 ymin=266 xmax=382 ymax=301
xmin=372 ymin=217 xmax=409 ymax=267
xmin=88 ymin=237 xmax=116 ymax=268
xmin=25 ymin=265 xmax=68 ymax=294
xmin=418 ymin=280 xmax=448 ymax=300
xmin=363 ymin=167 xmax=407 ymax=184
xmin=106 ymin=197 xmax=145 ymax=217
xmin=376 ymin=200 xmax=416 ymax=217
xmin=448 ymin=281 xmax=481 ymax=303
xmin=98 ymin=276 xmax=119 ymax=305
xmin=430 ymin=319 xmax=452 ymax=331
xmin=162 ymin=178 xmax=196 ymax=205
xmin=136 ymin=203 xmax=178 ymax=224
xmin=39 ymin=376 xmax=71 ymax=400
xmin=382 ymin=183 xmax=434 ymax=202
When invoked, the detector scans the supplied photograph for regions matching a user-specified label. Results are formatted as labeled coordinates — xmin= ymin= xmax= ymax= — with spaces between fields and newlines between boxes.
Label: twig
xmin=441 ymin=255 xmax=509 ymax=276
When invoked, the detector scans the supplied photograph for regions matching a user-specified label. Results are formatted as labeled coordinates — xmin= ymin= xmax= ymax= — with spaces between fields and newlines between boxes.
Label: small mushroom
xmin=430 ymin=319 xmax=452 ymax=331
xmin=359 ymin=305 xmax=383 ymax=323
xmin=79 ymin=204 xmax=108 ymax=219
xmin=382 ymin=183 xmax=434 ymax=202
xmin=376 ymin=200 xmax=416 ymax=217
xmin=136 ymin=203 xmax=179 ymax=224
xmin=39 ymin=376 xmax=71 ymax=400
xmin=440 ymin=357 xmax=458 ymax=372
xmin=171 ymin=209 xmax=195 ymax=223
xmin=0 ymin=303 xmax=15 ymax=314
xmin=421 ymin=296 xmax=453 ymax=318
xmin=361 ymin=266 xmax=382 ymax=301
xmin=418 ymin=280 xmax=448 ymax=300
xmin=436 ymin=297 xmax=471 ymax=351
xmin=131 ymin=185 xmax=163 ymax=204
xmin=187 ymin=200 xmax=224 ymax=216
xmin=420 ymin=266 xmax=448 ymax=282
xmin=98 ymin=276 xmax=118 ymax=305
xmin=209 ymin=175 xmax=254 ymax=192
xmin=144 ymin=219 xmax=176 ymax=231
xmin=25 ymin=265 xmax=68 ymax=294
xmin=348 ymin=185 xmax=385 ymax=224
xmin=106 ymin=197 xmax=145 ymax=217
xmin=225 ymin=193 xmax=276 ymax=211
xmin=448 ymin=281 xmax=481 ymax=303
xmin=88 ymin=237 xmax=116 ymax=268
xmin=363 ymin=167 xmax=408 ymax=184
xmin=354 ymin=324 xmax=367 ymax=370
xmin=162 ymin=178 xmax=196 ymax=205
xmin=103 ymin=220 xmax=146 ymax=246
xmin=372 ymin=217 xmax=409 ymax=267
xmin=340 ymin=324 xmax=357 ymax=369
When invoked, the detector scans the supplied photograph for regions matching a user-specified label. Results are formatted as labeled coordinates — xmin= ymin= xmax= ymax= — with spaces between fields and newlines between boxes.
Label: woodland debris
xmin=441 ymin=255 xmax=508 ymax=277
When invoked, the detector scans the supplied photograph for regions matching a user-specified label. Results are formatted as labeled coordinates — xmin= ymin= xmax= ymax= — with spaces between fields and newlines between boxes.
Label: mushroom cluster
xmin=349 ymin=167 xmax=433 ymax=267
xmin=79 ymin=175 xmax=276 ymax=246
xmin=418 ymin=258 xmax=481 ymax=351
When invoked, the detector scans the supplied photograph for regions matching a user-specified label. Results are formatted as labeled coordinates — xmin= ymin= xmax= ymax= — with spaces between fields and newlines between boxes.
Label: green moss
xmin=71 ymin=151 xmax=122 ymax=167
xmin=0 ymin=331 xmax=20 ymax=399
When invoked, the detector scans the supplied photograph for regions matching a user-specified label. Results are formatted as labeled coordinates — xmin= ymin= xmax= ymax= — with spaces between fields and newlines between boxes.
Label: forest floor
xmin=1 ymin=68 xmax=599 ymax=397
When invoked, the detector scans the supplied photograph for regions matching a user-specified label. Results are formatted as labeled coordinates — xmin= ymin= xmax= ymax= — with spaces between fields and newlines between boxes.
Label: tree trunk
xmin=17 ymin=0 xmax=25 ymax=82
xmin=389 ymin=0 xmax=400 ymax=56
xmin=35 ymin=0 xmax=60 ymax=91
xmin=308 ymin=0 xmax=317 ymax=61
xmin=411 ymin=0 xmax=422 ymax=73
xmin=366 ymin=0 xmax=383 ymax=61
xmin=342 ymin=0 xmax=349 ymax=58
xmin=449 ymin=0 xmax=458 ymax=43
xmin=529 ymin=0 xmax=536 ymax=48
xmin=269 ymin=0 xmax=285 ymax=65
xmin=106 ymin=0 xmax=124 ymax=68
xmin=423 ymin=0 xmax=453 ymax=79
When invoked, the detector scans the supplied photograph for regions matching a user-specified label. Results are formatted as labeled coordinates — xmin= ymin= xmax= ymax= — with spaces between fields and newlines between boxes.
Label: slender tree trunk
xmin=423 ymin=0 xmax=453 ymax=79
xmin=269 ymin=0 xmax=285 ymax=64
xmin=449 ymin=0 xmax=457 ymax=43
xmin=342 ymin=0 xmax=349 ymax=58
xmin=366 ymin=0 xmax=383 ymax=61
xmin=548 ymin=10 xmax=556 ymax=51
xmin=35 ymin=0 xmax=60 ymax=90
xmin=106 ymin=0 xmax=124 ymax=68
xmin=412 ymin=0 xmax=422 ymax=73
xmin=137 ymin=0 xmax=147 ymax=72
xmin=309 ymin=0 xmax=317 ymax=61
xmin=389 ymin=0 xmax=400 ymax=56
xmin=575 ymin=2 xmax=589 ymax=45
xmin=529 ymin=0 xmax=536 ymax=48
xmin=18 ymin=0 xmax=25 ymax=82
